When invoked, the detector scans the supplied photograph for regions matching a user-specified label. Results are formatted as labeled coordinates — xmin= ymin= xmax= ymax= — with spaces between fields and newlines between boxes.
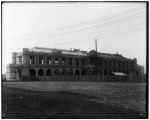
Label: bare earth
xmin=2 ymin=81 xmax=147 ymax=118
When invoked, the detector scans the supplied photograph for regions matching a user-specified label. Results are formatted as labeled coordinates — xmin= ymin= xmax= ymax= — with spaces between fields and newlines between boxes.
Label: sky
xmin=2 ymin=2 xmax=146 ymax=74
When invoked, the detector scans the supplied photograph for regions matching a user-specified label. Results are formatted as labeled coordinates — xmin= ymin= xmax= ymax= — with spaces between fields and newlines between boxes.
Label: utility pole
xmin=95 ymin=39 xmax=98 ymax=75
xmin=95 ymin=39 xmax=97 ymax=52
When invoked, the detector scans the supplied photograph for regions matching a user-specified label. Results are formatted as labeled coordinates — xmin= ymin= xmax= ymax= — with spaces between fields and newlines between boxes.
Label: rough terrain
xmin=2 ymin=82 xmax=147 ymax=118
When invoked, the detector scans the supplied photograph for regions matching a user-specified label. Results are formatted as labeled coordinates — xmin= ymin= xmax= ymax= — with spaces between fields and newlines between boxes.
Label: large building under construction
xmin=6 ymin=47 xmax=144 ymax=82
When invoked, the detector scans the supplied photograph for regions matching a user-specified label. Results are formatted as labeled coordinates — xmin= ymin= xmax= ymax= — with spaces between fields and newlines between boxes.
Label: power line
xmin=8 ymin=6 xmax=145 ymax=42
xmin=9 ymin=11 xmax=145 ymax=43
xmin=17 ymin=20 xmax=145 ymax=46
xmin=9 ymin=6 xmax=145 ymax=39
xmin=40 ymin=27 xmax=144 ymax=47
xmin=5 ymin=5 xmax=145 ymax=52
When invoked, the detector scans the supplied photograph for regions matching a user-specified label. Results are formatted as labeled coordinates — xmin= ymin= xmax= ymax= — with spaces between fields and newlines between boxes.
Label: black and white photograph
xmin=1 ymin=1 xmax=148 ymax=119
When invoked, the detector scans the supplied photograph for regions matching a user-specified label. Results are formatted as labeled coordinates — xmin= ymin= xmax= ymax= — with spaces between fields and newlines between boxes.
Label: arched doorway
xmin=38 ymin=69 xmax=44 ymax=76
xmin=46 ymin=69 xmax=52 ymax=76
xmin=61 ymin=69 xmax=67 ymax=75
xmin=29 ymin=69 xmax=36 ymax=76
xmin=75 ymin=70 xmax=80 ymax=76
xmin=54 ymin=69 xmax=60 ymax=76
xmin=16 ymin=69 xmax=22 ymax=79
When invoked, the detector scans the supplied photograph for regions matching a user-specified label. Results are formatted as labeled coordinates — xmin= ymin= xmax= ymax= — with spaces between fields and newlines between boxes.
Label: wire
xmin=9 ymin=6 xmax=145 ymax=39
xmin=9 ymin=12 xmax=145 ymax=45
xmin=7 ymin=5 xmax=145 ymax=42
xmin=17 ymin=20 xmax=145 ymax=45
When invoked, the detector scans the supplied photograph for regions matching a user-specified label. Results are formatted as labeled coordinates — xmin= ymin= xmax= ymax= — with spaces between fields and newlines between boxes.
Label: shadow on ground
xmin=2 ymin=86 xmax=146 ymax=119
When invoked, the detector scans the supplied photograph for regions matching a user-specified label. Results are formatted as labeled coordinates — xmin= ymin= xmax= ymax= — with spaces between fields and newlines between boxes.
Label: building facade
xmin=6 ymin=47 xmax=144 ymax=82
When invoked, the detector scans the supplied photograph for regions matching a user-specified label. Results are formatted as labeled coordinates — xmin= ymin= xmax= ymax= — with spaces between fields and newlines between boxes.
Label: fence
xmin=21 ymin=75 xmax=146 ymax=82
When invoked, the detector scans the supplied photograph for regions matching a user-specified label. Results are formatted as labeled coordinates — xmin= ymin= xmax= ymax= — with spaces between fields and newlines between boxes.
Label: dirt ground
xmin=2 ymin=81 xmax=147 ymax=118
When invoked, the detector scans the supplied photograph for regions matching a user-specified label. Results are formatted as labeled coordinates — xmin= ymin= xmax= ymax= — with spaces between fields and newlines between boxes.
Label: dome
xmin=88 ymin=50 xmax=98 ymax=56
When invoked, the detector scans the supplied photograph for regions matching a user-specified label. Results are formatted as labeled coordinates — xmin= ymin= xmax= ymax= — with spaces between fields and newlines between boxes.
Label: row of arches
xmin=29 ymin=69 xmax=86 ymax=76
xmin=29 ymin=68 xmax=131 ymax=77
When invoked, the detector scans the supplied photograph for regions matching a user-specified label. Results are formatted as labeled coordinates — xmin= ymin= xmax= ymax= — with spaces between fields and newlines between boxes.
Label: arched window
xmin=76 ymin=59 xmax=79 ymax=66
xmin=47 ymin=57 xmax=51 ymax=65
xmin=54 ymin=69 xmax=60 ymax=75
xmin=81 ymin=70 xmax=86 ymax=75
xmin=69 ymin=58 xmax=72 ymax=65
xmin=38 ymin=69 xmax=44 ymax=76
xmin=29 ymin=69 xmax=36 ymax=76
xmin=61 ymin=69 xmax=67 ymax=75
xmin=46 ymin=69 xmax=52 ymax=76
xmin=104 ymin=70 xmax=107 ymax=75
xmin=68 ymin=69 xmax=74 ymax=75
xmin=62 ymin=58 xmax=66 ymax=65
xmin=75 ymin=70 xmax=80 ymax=76
xmin=55 ymin=58 xmax=59 ymax=64
xmin=39 ymin=56 xmax=43 ymax=64
xmin=29 ymin=56 xmax=35 ymax=64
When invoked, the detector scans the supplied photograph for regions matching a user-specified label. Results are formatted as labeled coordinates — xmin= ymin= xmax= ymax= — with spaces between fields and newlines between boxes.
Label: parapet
xmin=12 ymin=52 xmax=17 ymax=64
xmin=12 ymin=52 xmax=17 ymax=57
xmin=133 ymin=58 xmax=137 ymax=64
xmin=6 ymin=64 xmax=15 ymax=68
xmin=22 ymin=48 xmax=29 ymax=54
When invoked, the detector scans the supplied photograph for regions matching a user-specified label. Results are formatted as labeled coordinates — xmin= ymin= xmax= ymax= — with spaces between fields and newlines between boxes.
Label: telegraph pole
xmin=95 ymin=39 xmax=98 ymax=75
xmin=95 ymin=39 xmax=97 ymax=52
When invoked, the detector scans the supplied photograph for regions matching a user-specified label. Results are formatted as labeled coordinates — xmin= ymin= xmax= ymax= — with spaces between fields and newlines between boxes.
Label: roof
xmin=112 ymin=72 xmax=126 ymax=76
xmin=136 ymin=64 xmax=144 ymax=68
xmin=28 ymin=47 xmax=129 ymax=60
xmin=30 ymin=47 xmax=53 ymax=53
xmin=29 ymin=47 xmax=87 ymax=56
xmin=98 ymin=52 xmax=128 ymax=60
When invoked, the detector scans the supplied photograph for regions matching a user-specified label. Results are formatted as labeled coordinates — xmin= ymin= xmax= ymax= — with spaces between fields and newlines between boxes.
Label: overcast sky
xmin=2 ymin=2 xmax=146 ymax=74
